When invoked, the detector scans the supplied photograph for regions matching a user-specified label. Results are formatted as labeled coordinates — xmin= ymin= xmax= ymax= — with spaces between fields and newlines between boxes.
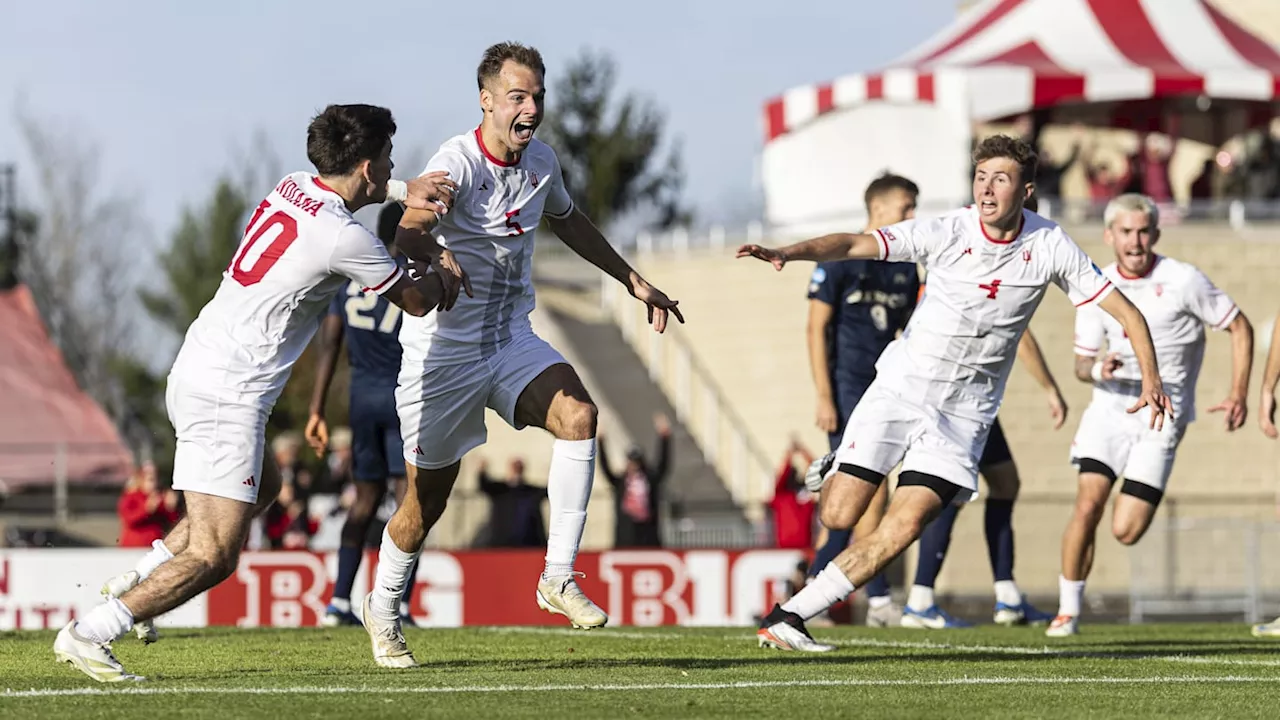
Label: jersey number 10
xmin=230 ymin=199 xmax=299 ymax=286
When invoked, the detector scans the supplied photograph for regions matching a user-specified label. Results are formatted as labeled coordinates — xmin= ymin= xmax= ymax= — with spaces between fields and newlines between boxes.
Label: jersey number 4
xmin=230 ymin=199 xmax=299 ymax=286
xmin=979 ymin=279 xmax=1002 ymax=299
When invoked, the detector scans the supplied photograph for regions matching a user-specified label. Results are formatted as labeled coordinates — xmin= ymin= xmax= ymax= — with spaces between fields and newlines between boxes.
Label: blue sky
xmin=1 ymin=0 xmax=956 ymax=249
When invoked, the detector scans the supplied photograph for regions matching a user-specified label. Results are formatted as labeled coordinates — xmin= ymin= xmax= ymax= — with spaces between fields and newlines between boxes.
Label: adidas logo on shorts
xmin=243 ymin=476 xmax=256 ymax=487
xmin=413 ymin=446 xmax=424 ymax=455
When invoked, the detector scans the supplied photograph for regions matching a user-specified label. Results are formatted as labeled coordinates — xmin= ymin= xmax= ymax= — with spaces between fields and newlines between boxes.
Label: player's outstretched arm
xmin=736 ymin=233 xmax=882 ymax=270
xmin=382 ymin=272 xmax=445 ymax=319
xmin=1097 ymin=290 xmax=1172 ymax=429
xmin=395 ymin=208 xmax=473 ymax=312
xmin=387 ymin=172 xmax=459 ymax=214
xmin=1260 ymin=316 xmax=1280 ymax=438
xmin=305 ymin=313 xmax=346 ymax=458
xmin=1207 ymin=312 xmax=1253 ymax=432
xmin=548 ymin=209 xmax=684 ymax=333
xmin=1016 ymin=328 xmax=1068 ymax=429
xmin=807 ymin=300 xmax=840 ymax=433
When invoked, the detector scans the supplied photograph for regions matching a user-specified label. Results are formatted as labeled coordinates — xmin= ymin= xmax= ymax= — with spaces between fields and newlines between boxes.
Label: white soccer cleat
xmin=1045 ymin=614 xmax=1079 ymax=637
xmin=359 ymin=594 xmax=416 ymax=668
xmin=101 ymin=571 xmax=158 ymax=644
xmin=804 ymin=452 xmax=836 ymax=494
xmin=865 ymin=601 xmax=905 ymax=628
xmin=537 ymin=573 xmax=608 ymax=629
xmin=53 ymin=621 xmax=145 ymax=683
xmin=757 ymin=604 xmax=836 ymax=652
xmin=1251 ymin=617 xmax=1280 ymax=638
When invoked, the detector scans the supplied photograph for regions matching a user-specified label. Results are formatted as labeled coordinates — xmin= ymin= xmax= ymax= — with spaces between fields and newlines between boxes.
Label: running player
xmin=55 ymin=105 xmax=457 ymax=682
xmin=306 ymin=202 xmax=419 ymax=627
xmin=741 ymin=134 xmax=1170 ymax=652
xmin=1047 ymin=193 xmax=1252 ymax=637
xmin=1253 ymin=313 xmax=1280 ymax=638
xmin=360 ymin=42 xmax=683 ymax=668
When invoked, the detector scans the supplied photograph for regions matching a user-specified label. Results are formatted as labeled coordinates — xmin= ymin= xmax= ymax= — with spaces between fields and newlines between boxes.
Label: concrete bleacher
xmin=618 ymin=222 xmax=1280 ymax=595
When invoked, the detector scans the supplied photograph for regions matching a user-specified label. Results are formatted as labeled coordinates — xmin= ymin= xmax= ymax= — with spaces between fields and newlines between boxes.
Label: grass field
xmin=3 ymin=623 xmax=1279 ymax=718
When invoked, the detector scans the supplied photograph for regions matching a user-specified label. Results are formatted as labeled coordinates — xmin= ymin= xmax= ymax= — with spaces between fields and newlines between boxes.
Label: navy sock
xmin=985 ymin=498 xmax=1016 ymax=582
xmin=400 ymin=556 xmax=420 ymax=608
xmin=863 ymin=570 xmax=891 ymax=598
xmin=914 ymin=502 xmax=960 ymax=587
xmin=332 ymin=546 xmax=363 ymax=603
xmin=808 ymin=529 xmax=851 ymax=578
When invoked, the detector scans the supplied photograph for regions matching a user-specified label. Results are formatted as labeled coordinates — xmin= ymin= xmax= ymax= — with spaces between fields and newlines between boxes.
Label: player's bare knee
xmin=820 ymin=500 xmax=855 ymax=531
xmin=555 ymin=399 xmax=598 ymax=441
xmin=1113 ymin=524 xmax=1146 ymax=546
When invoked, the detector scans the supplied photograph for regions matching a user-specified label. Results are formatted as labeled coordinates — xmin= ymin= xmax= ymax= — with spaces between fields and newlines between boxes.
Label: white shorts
xmin=397 ymin=329 xmax=567 ymax=470
xmin=832 ymin=383 xmax=987 ymax=502
xmin=1070 ymin=394 xmax=1186 ymax=492
xmin=165 ymin=375 xmax=269 ymax=505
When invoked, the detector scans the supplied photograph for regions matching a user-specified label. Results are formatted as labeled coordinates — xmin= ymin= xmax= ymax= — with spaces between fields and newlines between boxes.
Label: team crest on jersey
xmin=1155 ymin=284 xmax=1164 ymax=297
xmin=1022 ymin=250 xmax=1032 ymax=262
xmin=894 ymin=273 xmax=908 ymax=284
xmin=880 ymin=228 xmax=897 ymax=243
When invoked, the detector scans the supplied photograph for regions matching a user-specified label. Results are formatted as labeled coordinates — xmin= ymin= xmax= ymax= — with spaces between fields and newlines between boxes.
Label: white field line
xmin=4 ymin=675 xmax=1280 ymax=699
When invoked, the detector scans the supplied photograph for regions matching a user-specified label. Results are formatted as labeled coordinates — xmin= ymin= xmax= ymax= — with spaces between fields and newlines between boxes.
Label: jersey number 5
xmin=230 ymin=199 xmax=299 ymax=286
xmin=505 ymin=208 xmax=524 ymax=236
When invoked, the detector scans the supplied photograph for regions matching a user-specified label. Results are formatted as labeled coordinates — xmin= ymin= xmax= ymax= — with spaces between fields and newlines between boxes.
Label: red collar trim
xmin=313 ymin=177 xmax=337 ymax=194
xmin=1117 ymin=255 xmax=1160 ymax=280
xmin=979 ymin=208 xmax=1023 ymax=245
xmin=475 ymin=126 xmax=519 ymax=167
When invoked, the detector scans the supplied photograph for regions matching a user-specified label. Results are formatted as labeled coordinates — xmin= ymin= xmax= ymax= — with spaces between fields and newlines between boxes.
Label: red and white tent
xmin=761 ymin=0 xmax=1280 ymax=234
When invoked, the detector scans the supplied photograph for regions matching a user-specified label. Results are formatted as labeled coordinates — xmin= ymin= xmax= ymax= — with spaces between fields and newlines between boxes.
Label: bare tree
xmin=14 ymin=106 xmax=147 ymax=435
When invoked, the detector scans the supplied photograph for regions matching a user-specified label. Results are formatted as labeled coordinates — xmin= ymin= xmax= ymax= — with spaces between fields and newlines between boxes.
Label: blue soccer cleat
xmin=901 ymin=605 xmax=974 ymax=629
xmin=994 ymin=598 xmax=1055 ymax=627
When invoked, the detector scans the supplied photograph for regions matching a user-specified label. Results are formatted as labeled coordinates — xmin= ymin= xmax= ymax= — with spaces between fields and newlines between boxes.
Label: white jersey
xmin=170 ymin=172 xmax=403 ymax=405
xmin=872 ymin=207 xmax=1113 ymax=423
xmin=400 ymin=128 xmax=574 ymax=365
xmin=1073 ymin=255 xmax=1237 ymax=423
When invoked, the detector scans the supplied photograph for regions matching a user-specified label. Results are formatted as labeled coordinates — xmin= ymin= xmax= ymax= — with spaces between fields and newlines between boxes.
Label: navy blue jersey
xmin=328 ymin=280 xmax=403 ymax=386
xmin=807 ymin=259 xmax=919 ymax=383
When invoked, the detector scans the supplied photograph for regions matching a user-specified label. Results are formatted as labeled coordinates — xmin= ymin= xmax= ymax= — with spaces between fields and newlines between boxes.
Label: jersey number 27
xmin=345 ymin=290 xmax=401 ymax=334
xmin=230 ymin=199 xmax=298 ymax=286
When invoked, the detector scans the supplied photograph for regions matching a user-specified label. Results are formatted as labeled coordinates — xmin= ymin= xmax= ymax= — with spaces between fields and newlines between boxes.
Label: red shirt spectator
xmin=117 ymin=463 xmax=181 ymax=547
xmin=769 ymin=440 xmax=816 ymax=549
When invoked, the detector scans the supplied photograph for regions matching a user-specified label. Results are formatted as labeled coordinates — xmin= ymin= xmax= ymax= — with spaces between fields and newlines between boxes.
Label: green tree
xmin=539 ymin=50 xmax=689 ymax=230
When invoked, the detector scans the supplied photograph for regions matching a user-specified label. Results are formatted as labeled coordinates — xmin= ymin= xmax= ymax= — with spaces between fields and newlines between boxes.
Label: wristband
xmin=1090 ymin=362 xmax=1104 ymax=383
xmin=386 ymin=179 xmax=408 ymax=203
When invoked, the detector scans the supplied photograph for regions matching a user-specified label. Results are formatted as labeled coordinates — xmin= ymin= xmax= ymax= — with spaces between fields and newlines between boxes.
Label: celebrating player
xmin=804 ymin=173 xmax=920 ymax=627
xmin=739 ymin=135 xmax=1170 ymax=652
xmin=306 ymin=202 xmax=420 ymax=628
xmin=1047 ymin=193 xmax=1252 ymax=637
xmin=55 ymin=105 xmax=456 ymax=682
xmin=1252 ymin=314 xmax=1280 ymax=638
xmin=360 ymin=42 xmax=683 ymax=668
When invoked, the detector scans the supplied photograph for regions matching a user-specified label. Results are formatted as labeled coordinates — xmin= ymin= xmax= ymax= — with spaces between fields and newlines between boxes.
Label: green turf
xmin=3 ymin=624 xmax=1278 ymax=718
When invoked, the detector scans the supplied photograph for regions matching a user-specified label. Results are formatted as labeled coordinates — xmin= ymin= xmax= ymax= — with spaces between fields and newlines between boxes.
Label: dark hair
xmin=306 ymin=104 xmax=397 ymax=177
xmin=863 ymin=173 xmax=919 ymax=212
xmin=1023 ymin=194 xmax=1039 ymax=213
xmin=477 ymin=42 xmax=546 ymax=91
xmin=972 ymin=134 xmax=1038 ymax=185
xmin=377 ymin=202 xmax=404 ymax=245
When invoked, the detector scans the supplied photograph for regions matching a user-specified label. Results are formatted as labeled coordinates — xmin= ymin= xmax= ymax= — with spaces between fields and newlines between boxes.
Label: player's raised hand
xmin=1260 ymin=392 xmax=1278 ymax=439
xmin=1047 ymin=390 xmax=1068 ymax=430
xmin=1100 ymin=352 xmax=1123 ymax=380
xmin=1127 ymin=384 xmax=1174 ymax=431
xmin=304 ymin=413 xmax=329 ymax=458
xmin=736 ymin=244 xmax=786 ymax=271
xmin=433 ymin=249 xmax=473 ymax=311
xmin=630 ymin=277 xmax=684 ymax=334
xmin=1208 ymin=394 xmax=1248 ymax=432
xmin=404 ymin=172 xmax=459 ymax=214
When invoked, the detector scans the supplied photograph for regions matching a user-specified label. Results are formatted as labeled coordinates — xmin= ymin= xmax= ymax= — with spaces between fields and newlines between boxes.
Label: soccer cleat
xmin=865 ymin=601 xmax=905 ymax=628
xmin=804 ymin=452 xmax=836 ymax=494
xmin=1251 ymin=617 xmax=1280 ymax=638
xmin=358 ymin=593 xmax=416 ymax=668
xmin=757 ymin=604 xmax=836 ymax=652
xmin=994 ymin=597 xmax=1056 ymax=627
xmin=321 ymin=604 xmax=361 ymax=628
xmin=536 ymin=573 xmax=608 ymax=629
xmin=901 ymin=605 xmax=974 ymax=629
xmin=1045 ymin=614 xmax=1079 ymax=637
xmin=53 ymin=622 xmax=145 ymax=683
xmin=101 ymin=571 xmax=157 ymax=644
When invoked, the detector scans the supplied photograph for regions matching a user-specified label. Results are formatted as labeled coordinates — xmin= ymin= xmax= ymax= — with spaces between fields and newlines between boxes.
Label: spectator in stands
xmin=116 ymin=462 xmax=180 ymax=547
xmin=476 ymin=458 xmax=547 ymax=548
xmin=599 ymin=414 xmax=672 ymax=548
xmin=272 ymin=431 xmax=314 ymax=503
xmin=1033 ymin=129 xmax=1082 ymax=200
xmin=325 ymin=426 xmax=354 ymax=491
xmin=768 ymin=438 xmax=816 ymax=549
xmin=264 ymin=480 xmax=318 ymax=549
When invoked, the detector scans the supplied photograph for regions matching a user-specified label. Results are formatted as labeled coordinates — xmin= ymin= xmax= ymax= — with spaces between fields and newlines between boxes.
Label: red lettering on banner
xmin=0 ymin=558 xmax=8 ymax=595
xmin=599 ymin=551 xmax=692 ymax=626
xmin=227 ymin=552 xmax=329 ymax=627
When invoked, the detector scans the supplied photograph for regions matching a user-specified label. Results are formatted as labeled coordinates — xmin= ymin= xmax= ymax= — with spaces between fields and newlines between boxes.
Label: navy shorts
xmin=828 ymin=378 xmax=873 ymax=452
xmin=350 ymin=383 xmax=404 ymax=483
xmin=978 ymin=416 xmax=1012 ymax=469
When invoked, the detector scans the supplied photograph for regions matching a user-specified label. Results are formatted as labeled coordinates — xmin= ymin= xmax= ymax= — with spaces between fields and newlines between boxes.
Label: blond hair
xmin=1103 ymin=193 xmax=1159 ymax=229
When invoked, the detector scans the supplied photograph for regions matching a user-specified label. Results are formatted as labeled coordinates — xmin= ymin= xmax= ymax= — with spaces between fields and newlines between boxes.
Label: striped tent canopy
xmin=764 ymin=0 xmax=1280 ymax=145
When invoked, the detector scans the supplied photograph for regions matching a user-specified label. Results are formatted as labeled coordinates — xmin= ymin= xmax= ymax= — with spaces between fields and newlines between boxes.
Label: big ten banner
xmin=0 ymin=548 xmax=806 ymax=629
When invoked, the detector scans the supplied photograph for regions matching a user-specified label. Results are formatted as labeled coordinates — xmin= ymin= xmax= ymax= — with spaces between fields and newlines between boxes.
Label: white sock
xmin=994 ymin=580 xmax=1022 ymax=607
xmin=781 ymin=564 xmax=855 ymax=620
xmin=329 ymin=597 xmax=351 ymax=614
xmin=74 ymin=597 xmax=134 ymax=644
xmin=370 ymin=527 xmax=418 ymax=621
xmin=907 ymin=584 xmax=935 ymax=611
xmin=868 ymin=595 xmax=892 ymax=610
xmin=134 ymin=539 xmax=173 ymax=581
xmin=1058 ymin=575 xmax=1085 ymax=617
xmin=543 ymin=438 xmax=595 ymax=579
